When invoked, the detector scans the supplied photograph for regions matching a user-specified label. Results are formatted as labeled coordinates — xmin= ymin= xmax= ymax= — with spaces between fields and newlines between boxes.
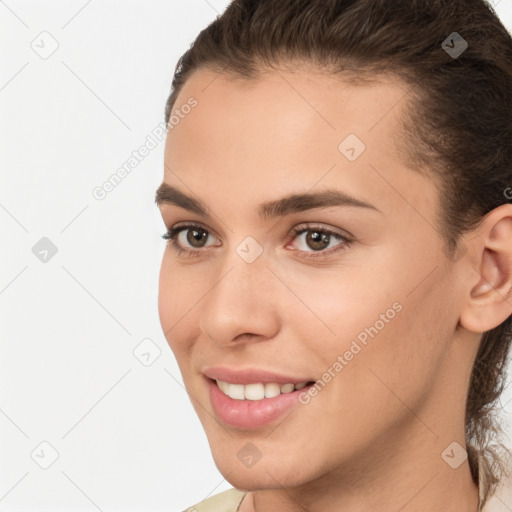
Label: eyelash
xmin=161 ymin=222 xmax=352 ymax=260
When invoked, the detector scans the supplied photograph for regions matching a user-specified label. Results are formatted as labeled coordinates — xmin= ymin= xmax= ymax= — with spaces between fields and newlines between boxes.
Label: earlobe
xmin=459 ymin=205 xmax=512 ymax=333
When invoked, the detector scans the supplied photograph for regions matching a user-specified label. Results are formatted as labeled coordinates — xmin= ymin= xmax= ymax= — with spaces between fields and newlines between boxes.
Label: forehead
xmin=163 ymin=66 xmax=438 ymax=227
xmin=167 ymin=65 xmax=411 ymax=167
xmin=175 ymin=66 xmax=406 ymax=130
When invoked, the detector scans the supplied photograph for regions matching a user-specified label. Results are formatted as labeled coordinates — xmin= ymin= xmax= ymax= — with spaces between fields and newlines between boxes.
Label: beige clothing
xmin=182 ymin=451 xmax=507 ymax=511
xmin=181 ymin=487 xmax=247 ymax=512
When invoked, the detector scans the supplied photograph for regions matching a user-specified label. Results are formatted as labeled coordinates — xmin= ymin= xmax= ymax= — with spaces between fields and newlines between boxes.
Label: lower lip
xmin=207 ymin=378 xmax=314 ymax=430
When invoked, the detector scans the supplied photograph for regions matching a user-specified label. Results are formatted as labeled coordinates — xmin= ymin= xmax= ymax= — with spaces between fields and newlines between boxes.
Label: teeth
xmin=245 ymin=383 xmax=264 ymax=400
xmin=280 ymin=383 xmax=295 ymax=393
xmin=216 ymin=379 xmax=310 ymax=400
xmin=265 ymin=383 xmax=281 ymax=398
xmin=227 ymin=383 xmax=245 ymax=400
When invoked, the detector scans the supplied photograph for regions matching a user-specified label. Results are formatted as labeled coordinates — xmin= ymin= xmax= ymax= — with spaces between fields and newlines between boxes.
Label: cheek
xmin=286 ymin=255 xmax=447 ymax=394
xmin=316 ymin=271 xmax=455 ymax=431
xmin=157 ymin=254 xmax=211 ymax=359
xmin=157 ymin=256 xmax=172 ymax=332
xmin=282 ymin=262 xmax=402 ymax=350
xmin=157 ymin=255 xmax=189 ymax=347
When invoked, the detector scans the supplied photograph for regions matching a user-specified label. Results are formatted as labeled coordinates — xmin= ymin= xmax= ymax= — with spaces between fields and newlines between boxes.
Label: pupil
xmin=307 ymin=231 xmax=329 ymax=251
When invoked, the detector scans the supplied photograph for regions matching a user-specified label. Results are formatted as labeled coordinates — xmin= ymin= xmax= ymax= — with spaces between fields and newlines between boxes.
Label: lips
xmin=206 ymin=377 xmax=316 ymax=429
xmin=202 ymin=366 xmax=316 ymax=385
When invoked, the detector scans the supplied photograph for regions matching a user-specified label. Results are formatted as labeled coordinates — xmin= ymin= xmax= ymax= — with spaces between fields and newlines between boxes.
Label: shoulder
xmin=480 ymin=470 xmax=512 ymax=512
xmin=180 ymin=488 xmax=247 ymax=512
xmin=478 ymin=450 xmax=512 ymax=512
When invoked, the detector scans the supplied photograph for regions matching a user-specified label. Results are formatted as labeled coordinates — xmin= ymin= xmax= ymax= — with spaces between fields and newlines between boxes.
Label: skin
xmin=156 ymin=66 xmax=512 ymax=512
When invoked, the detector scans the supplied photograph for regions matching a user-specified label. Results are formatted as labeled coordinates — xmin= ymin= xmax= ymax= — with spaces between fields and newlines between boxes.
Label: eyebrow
xmin=154 ymin=183 xmax=380 ymax=218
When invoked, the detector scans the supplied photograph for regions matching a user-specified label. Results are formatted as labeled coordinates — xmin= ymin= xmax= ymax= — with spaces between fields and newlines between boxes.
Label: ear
xmin=459 ymin=204 xmax=512 ymax=333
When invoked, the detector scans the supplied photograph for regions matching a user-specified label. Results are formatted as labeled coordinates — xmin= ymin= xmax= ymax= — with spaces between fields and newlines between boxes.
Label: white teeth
xmin=264 ymin=383 xmax=281 ymax=398
xmin=217 ymin=380 xmax=229 ymax=395
xmin=216 ymin=379 xmax=310 ymax=400
xmin=227 ymin=383 xmax=245 ymax=400
xmin=244 ymin=383 xmax=265 ymax=400
xmin=280 ymin=383 xmax=295 ymax=393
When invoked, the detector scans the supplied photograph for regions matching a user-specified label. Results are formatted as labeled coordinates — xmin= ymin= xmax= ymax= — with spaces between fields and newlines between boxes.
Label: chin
xmin=222 ymin=470 xmax=305 ymax=493
xmin=212 ymin=447 xmax=315 ymax=491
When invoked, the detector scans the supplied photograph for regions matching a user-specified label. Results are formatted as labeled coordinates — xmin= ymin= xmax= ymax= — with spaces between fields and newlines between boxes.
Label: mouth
xmin=206 ymin=377 xmax=317 ymax=430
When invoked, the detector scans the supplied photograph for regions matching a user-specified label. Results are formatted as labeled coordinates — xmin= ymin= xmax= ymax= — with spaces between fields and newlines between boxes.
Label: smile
xmin=207 ymin=377 xmax=317 ymax=429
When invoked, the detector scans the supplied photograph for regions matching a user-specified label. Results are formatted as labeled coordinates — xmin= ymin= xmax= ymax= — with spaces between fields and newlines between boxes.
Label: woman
xmin=155 ymin=0 xmax=512 ymax=510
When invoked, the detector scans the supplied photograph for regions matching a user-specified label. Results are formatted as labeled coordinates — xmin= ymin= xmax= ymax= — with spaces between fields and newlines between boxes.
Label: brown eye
xmin=291 ymin=226 xmax=345 ymax=253
xmin=162 ymin=223 xmax=220 ymax=255
xmin=286 ymin=224 xmax=352 ymax=260
xmin=186 ymin=227 xmax=209 ymax=248
xmin=305 ymin=230 xmax=331 ymax=251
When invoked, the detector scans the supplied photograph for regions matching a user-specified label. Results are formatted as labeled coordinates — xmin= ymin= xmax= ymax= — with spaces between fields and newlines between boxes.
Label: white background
xmin=1 ymin=1 xmax=511 ymax=511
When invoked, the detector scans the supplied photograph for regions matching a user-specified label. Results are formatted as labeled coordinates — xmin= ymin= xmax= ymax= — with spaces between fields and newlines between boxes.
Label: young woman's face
xmin=157 ymin=67 xmax=474 ymax=491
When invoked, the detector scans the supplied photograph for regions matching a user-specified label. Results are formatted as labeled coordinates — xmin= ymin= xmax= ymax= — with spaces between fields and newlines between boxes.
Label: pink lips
xmin=203 ymin=366 xmax=316 ymax=430
xmin=207 ymin=378 xmax=316 ymax=429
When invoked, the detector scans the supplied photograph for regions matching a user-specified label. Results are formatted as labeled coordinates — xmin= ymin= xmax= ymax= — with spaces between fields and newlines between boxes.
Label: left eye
xmin=289 ymin=226 xmax=348 ymax=253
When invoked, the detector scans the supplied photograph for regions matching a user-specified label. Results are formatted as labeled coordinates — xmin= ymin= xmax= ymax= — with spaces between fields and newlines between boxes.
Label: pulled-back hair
xmin=164 ymin=0 xmax=512 ymax=504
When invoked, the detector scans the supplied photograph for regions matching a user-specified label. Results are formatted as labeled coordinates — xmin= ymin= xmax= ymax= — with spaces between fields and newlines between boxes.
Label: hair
xmin=164 ymin=0 xmax=512 ymax=504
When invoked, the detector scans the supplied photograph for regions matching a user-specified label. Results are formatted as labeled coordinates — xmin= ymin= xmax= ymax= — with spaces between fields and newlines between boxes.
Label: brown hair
xmin=164 ymin=0 xmax=512 ymax=504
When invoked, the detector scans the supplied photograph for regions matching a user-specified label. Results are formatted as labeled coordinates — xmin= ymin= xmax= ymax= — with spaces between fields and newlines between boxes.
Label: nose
xmin=199 ymin=246 xmax=281 ymax=347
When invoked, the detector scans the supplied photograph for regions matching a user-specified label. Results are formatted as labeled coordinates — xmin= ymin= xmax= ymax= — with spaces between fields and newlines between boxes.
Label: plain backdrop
xmin=1 ymin=1 xmax=512 ymax=511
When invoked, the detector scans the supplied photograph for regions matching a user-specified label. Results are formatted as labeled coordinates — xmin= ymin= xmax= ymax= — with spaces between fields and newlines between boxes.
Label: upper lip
xmin=203 ymin=366 xmax=315 ymax=385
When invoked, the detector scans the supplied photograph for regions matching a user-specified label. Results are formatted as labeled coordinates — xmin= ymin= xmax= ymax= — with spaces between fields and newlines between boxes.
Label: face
xmin=156 ymin=66 xmax=468 ymax=490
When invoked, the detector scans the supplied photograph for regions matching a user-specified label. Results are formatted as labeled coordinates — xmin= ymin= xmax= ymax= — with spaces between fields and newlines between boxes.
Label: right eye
xmin=162 ymin=223 xmax=221 ymax=256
